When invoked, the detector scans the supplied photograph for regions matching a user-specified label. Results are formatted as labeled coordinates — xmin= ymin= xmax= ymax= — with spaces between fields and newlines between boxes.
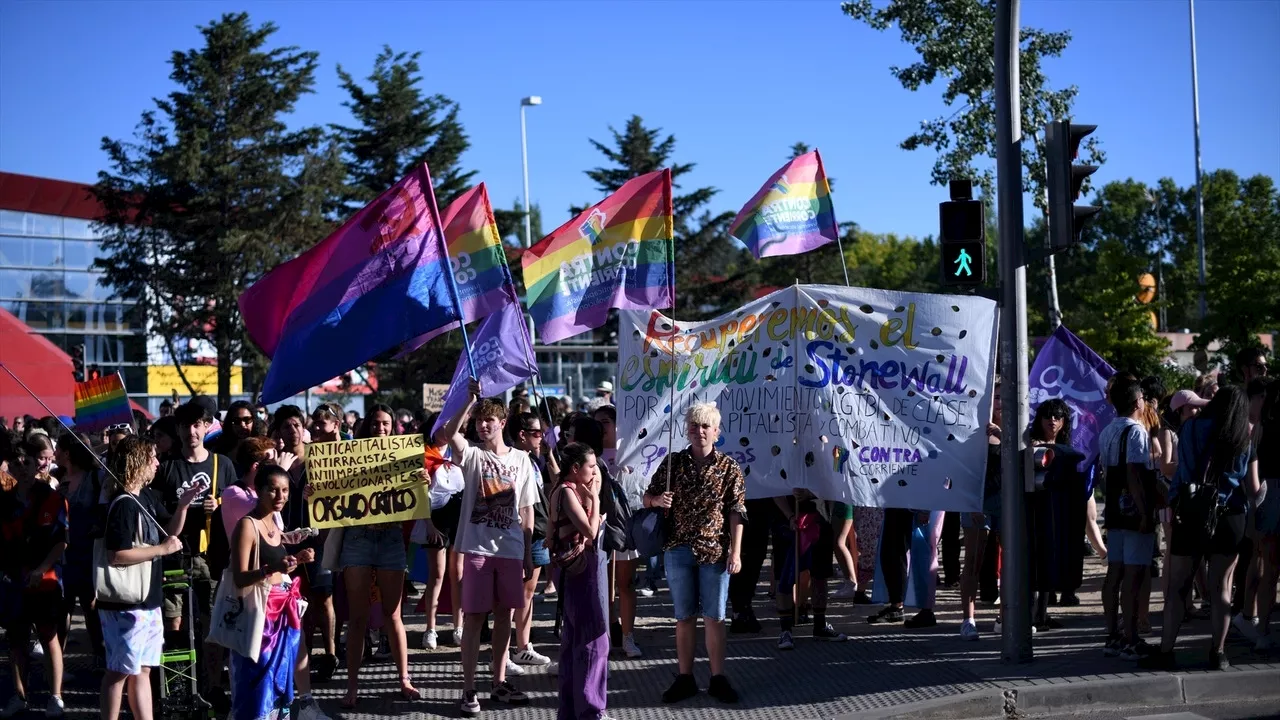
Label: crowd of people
xmin=0 ymin=348 xmax=1275 ymax=720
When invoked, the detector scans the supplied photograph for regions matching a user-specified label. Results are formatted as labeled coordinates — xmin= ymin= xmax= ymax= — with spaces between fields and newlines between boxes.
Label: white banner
xmin=615 ymin=284 xmax=998 ymax=511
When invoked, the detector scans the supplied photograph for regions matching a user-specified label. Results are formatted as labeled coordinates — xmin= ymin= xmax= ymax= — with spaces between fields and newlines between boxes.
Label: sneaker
xmin=637 ymin=586 xmax=655 ymax=598
xmin=504 ymin=658 xmax=527 ymax=677
xmin=707 ymin=674 xmax=739 ymax=704
xmin=0 ymin=696 xmax=26 ymax=719
xmin=832 ymin=581 xmax=859 ymax=600
xmin=296 ymin=698 xmax=330 ymax=720
xmin=1138 ymin=649 xmax=1177 ymax=670
xmin=730 ymin=611 xmax=762 ymax=634
xmin=453 ymin=626 xmax=465 ymax=646
xmin=512 ymin=643 xmax=551 ymax=666
xmin=490 ymin=680 xmax=529 ymax=706
xmin=459 ymin=689 xmax=481 ymax=718
xmin=960 ymin=619 xmax=980 ymax=642
xmin=621 ymin=634 xmax=643 ymax=659
xmin=662 ymin=673 xmax=699 ymax=704
xmin=46 ymin=696 xmax=64 ymax=719
xmin=1211 ymin=649 xmax=1231 ymax=671
xmin=1232 ymin=614 xmax=1261 ymax=642
xmin=852 ymin=589 xmax=874 ymax=605
xmin=1103 ymin=633 xmax=1124 ymax=657
xmin=814 ymin=622 xmax=848 ymax=641
xmin=422 ymin=629 xmax=438 ymax=650
xmin=904 ymin=609 xmax=937 ymax=629
xmin=867 ymin=606 xmax=904 ymax=624
xmin=778 ymin=630 xmax=795 ymax=650
xmin=1121 ymin=639 xmax=1155 ymax=661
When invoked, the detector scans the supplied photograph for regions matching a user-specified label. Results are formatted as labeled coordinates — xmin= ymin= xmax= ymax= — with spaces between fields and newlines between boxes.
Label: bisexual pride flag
xmin=729 ymin=150 xmax=838 ymax=259
xmin=240 ymin=163 xmax=462 ymax=403
xmin=74 ymin=372 xmax=132 ymax=434
xmin=1029 ymin=324 xmax=1117 ymax=473
xmin=397 ymin=183 xmax=515 ymax=354
xmin=522 ymin=169 xmax=673 ymax=344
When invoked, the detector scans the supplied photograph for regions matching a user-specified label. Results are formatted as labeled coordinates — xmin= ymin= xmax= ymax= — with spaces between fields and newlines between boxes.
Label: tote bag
xmin=93 ymin=494 xmax=162 ymax=605
xmin=206 ymin=520 xmax=271 ymax=661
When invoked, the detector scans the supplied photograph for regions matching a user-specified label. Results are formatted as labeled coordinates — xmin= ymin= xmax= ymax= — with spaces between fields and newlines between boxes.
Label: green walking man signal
xmin=939 ymin=179 xmax=986 ymax=287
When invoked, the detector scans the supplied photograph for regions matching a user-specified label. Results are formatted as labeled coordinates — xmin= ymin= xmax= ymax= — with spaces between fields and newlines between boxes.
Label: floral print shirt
xmin=645 ymin=449 xmax=746 ymax=565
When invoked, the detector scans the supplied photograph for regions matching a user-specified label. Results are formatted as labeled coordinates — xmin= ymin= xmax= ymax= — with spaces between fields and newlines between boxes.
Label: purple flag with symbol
xmin=1029 ymin=325 xmax=1116 ymax=472
xmin=431 ymin=299 xmax=537 ymax=437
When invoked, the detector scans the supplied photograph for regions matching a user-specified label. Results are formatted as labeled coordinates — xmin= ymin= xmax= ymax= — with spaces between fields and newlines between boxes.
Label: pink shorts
xmin=461 ymin=554 xmax=525 ymax=614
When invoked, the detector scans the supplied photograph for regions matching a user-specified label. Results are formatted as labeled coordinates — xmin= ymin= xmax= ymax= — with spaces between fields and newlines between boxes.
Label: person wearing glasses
xmin=211 ymin=401 xmax=258 ymax=458
xmin=507 ymin=412 xmax=553 ymax=671
xmin=1237 ymin=347 xmax=1269 ymax=386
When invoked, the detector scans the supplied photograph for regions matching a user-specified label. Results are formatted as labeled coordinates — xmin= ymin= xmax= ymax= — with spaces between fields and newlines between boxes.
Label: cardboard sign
xmin=615 ymin=284 xmax=998 ymax=511
xmin=422 ymin=383 xmax=450 ymax=412
xmin=307 ymin=434 xmax=429 ymax=529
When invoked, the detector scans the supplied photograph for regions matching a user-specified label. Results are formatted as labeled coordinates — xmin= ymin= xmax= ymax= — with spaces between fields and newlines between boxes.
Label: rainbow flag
xmin=729 ymin=150 xmax=838 ymax=259
xmin=74 ymin=372 xmax=133 ymax=434
xmin=522 ymin=169 xmax=673 ymax=344
xmin=396 ymin=183 xmax=514 ymax=355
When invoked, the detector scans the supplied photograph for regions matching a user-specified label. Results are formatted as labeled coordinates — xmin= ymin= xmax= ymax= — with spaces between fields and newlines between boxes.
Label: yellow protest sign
xmin=306 ymin=434 xmax=428 ymax=529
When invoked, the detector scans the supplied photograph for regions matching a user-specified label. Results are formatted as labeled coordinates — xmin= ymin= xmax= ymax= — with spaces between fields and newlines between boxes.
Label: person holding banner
xmin=337 ymin=404 xmax=419 ymax=707
xmin=643 ymin=402 xmax=745 ymax=705
xmin=959 ymin=381 xmax=1005 ymax=641
xmin=440 ymin=380 xmax=538 ymax=717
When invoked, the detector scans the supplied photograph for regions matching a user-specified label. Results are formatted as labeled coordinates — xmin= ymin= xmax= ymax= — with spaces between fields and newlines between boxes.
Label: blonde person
xmin=337 ymin=404 xmax=418 ymax=706
xmin=643 ymin=402 xmax=745 ymax=705
xmin=96 ymin=437 xmax=200 ymax=720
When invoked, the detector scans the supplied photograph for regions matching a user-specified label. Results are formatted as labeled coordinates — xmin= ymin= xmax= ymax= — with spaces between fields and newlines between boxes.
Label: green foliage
xmin=332 ymin=46 xmax=475 ymax=209
xmin=93 ymin=13 xmax=335 ymax=406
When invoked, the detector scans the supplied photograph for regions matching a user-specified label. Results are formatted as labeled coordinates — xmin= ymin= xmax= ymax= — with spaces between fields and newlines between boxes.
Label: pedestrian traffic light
xmin=939 ymin=179 xmax=986 ymax=287
xmin=1045 ymin=120 xmax=1101 ymax=252
xmin=71 ymin=343 xmax=85 ymax=382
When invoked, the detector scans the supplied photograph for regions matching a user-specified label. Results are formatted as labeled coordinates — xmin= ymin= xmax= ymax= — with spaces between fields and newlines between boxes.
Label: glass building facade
xmin=0 ymin=205 xmax=148 ymax=396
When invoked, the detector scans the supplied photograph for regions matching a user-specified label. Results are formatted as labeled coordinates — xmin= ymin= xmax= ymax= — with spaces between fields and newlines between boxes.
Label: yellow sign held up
xmin=147 ymin=365 xmax=243 ymax=396
xmin=306 ymin=435 xmax=428 ymax=529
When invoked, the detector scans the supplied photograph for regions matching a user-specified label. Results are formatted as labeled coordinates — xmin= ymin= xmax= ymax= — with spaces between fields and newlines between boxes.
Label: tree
xmin=93 ymin=13 xmax=336 ymax=407
xmin=332 ymin=46 xmax=475 ymax=209
xmin=495 ymin=199 xmax=543 ymax=248
xmin=579 ymin=115 xmax=748 ymax=319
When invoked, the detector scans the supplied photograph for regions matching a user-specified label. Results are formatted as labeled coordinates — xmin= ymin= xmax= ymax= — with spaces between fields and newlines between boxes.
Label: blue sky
xmin=1 ymin=0 xmax=1276 ymax=241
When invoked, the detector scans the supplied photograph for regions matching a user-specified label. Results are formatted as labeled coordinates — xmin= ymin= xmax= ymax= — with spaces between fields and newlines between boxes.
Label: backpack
xmin=598 ymin=465 xmax=634 ymax=553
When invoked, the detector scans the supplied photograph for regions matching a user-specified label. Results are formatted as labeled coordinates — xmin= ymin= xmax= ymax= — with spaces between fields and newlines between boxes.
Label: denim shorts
xmin=1107 ymin=529 xmax=1156 ymax=566
xmin=530 ymin=538 xmax=550 ymax=568
xmin=338 ymin=526 xmax=407 ymax=571
xmin=664 ymin=545 xmax=730 ymax=622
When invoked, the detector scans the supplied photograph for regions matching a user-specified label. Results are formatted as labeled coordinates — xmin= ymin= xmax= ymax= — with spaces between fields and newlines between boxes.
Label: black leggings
xmin=879 ymin=509 xmax=914 ymax=605
xmin=729 ymin=498 xmax=774 ymax=615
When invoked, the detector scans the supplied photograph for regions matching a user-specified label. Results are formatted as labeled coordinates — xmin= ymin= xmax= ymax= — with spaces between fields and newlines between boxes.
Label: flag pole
xmin=422 ymin=167 xmax=477 ymax=381
xmin=663 ymin=168 xmax=676 ymax=498
xmin=815 ymin=150 xmax=851 ymax=287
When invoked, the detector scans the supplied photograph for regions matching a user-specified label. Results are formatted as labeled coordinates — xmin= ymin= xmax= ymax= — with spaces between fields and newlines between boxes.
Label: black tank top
xmin=257 ymin=531 xmax=287 ymax=572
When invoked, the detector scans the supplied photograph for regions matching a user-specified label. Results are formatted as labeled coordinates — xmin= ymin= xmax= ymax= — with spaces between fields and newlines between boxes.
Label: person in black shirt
xmin=98 ymin=436 xmax=200 ymax=720
xmin=152 ymin=400 xmax=237 ymax=702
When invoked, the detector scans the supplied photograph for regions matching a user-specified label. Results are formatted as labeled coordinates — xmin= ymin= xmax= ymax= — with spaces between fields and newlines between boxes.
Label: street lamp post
xmin=520 ymin=96 xmax=541 ymax=348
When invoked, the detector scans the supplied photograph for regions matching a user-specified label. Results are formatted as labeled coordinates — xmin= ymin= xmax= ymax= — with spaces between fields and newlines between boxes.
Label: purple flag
xmin=1029 ymin=325 xmax=1116 ymax=472
xmin=431 ymin=300 xmax=537 ymax=437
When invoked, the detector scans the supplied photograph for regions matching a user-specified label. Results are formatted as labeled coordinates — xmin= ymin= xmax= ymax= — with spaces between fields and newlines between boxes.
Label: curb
xmin=832 ymin=669 xmax=1280 ymax=720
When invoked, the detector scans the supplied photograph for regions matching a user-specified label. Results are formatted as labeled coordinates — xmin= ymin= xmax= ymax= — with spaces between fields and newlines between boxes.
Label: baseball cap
xmin=1170 ymin=390 xmax=1209 ymax=412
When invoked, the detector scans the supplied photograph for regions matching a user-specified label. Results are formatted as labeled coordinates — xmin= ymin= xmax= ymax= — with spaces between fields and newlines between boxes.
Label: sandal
xmin=399 ymin=677 xmax=422 ymax=701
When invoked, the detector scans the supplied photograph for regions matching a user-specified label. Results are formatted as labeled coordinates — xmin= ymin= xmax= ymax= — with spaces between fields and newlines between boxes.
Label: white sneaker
xmin=993 ymin=618 xmax=1002 ymax=635
xmin=0 ymin=695 xmax=26 ymax=719
xmin=512 ymin=643 xmax=551 ymax=666
xmin=46 ymin=696 xmax=65 ymax=719
xmin=295 ymin=698 xmax=330 ymax=720
xmin=832 ymin=581 xmax=859 ymax=600
xmin=622 ymin=634 xmax=643 ymax=658
xmin=1232 ymin=614 xmax=1261 ymax=642
xmin=960 ymin=619 xmax=980 ymax=641
xmin=459 ymin=689 xmax=481 ymax=718
xmin=422 ymin=629 xmax=438 ymax=650
xmin=637 ymin=586 xmax=655 ymax=598
xmin=452 ymin=626 xmax=464 ymax=647
xmin=504 ymin=657 xmax=527 ymax=676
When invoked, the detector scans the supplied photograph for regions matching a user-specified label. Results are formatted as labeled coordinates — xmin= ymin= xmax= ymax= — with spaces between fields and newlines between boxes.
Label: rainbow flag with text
xmin=729 ymin=150 xmax=838 ymax=259
xmin=74 ymin=372 xmax=132 ymax=434
xmin=522 ymin=169 xmax=673 ymax=344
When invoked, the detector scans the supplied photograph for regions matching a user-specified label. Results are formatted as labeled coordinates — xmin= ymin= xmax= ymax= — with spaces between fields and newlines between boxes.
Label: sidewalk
xmin=11 ymin=554 xmax=1279 ymax=719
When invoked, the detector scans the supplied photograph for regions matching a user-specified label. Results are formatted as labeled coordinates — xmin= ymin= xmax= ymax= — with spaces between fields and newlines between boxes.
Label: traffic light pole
xmin=995 ymin=0 xmax=1033 ymax=664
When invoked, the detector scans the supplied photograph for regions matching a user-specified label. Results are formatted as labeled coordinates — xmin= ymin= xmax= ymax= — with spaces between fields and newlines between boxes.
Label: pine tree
xmin=579 ymin=115 xmax=747 ymax=319
xmin=93 ymin=13 xmax=336 ymax=406
xmin=332 ymin=46 xmax=475 ymax=208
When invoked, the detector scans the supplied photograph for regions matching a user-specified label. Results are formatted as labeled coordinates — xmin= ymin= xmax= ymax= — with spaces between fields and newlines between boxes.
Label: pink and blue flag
xmin=431 ymin=298 xmax=537 ymax=436
xmin=240 ymin=163 xmax=462 ymax=403
xmin=729 ymin=150 xmax=838 ymax=259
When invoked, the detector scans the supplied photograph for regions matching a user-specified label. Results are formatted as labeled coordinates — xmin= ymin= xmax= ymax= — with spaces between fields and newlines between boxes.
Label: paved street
xmin=8 ymin=553 xmax=1278 ymax=720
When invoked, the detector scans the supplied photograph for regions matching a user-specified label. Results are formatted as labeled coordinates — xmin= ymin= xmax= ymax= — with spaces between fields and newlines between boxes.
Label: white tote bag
xmin=206 ymin=521 xmax=271 ymax=661
xmin=93 ymin=494 xmax=162 ymax=605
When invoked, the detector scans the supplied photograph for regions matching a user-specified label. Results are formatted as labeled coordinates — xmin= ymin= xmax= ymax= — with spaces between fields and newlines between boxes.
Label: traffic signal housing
xmin=71 ymin=343 xmax=85 ymax=382
xmin=939 ymin=179 xmax=986 ymax=287
xmin=1045 ymin=120 xmax=1101 ymax=252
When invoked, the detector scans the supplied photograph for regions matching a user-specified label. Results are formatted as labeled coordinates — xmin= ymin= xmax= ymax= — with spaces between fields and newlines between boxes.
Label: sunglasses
xmin=106 ymin=423 xmax=133 ymax=434
xmin=232 ymin=415 xmax=255 ymax=425
xmin=522 ymin=428 xmax=544 ymax=436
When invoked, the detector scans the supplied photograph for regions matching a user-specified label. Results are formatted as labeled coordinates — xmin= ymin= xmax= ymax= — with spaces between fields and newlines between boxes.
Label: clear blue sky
xmin=1 ymin=0 xmax=1276 ymax=241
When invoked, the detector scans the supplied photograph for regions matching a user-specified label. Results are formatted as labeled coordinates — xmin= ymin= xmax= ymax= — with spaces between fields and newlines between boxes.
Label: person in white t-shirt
xmin=440 ymin=379 xmax=537 ymax=718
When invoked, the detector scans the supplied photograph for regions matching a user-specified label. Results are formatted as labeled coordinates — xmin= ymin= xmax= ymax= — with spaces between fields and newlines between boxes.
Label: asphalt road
xmin=1027 ymin=698 xmax=1280 ymax=720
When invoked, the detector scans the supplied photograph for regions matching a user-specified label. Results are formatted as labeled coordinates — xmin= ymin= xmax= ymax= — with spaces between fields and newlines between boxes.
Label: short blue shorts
xmin=664 ymin=545 xmax=729 ymax=622
xmin=1107 ymin=529 xmax=1156 ymax=567
xmin=530 ymin=538 xmax=550 ymax=568
xmin=338 ymin=526 xmax=407 ymax=571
